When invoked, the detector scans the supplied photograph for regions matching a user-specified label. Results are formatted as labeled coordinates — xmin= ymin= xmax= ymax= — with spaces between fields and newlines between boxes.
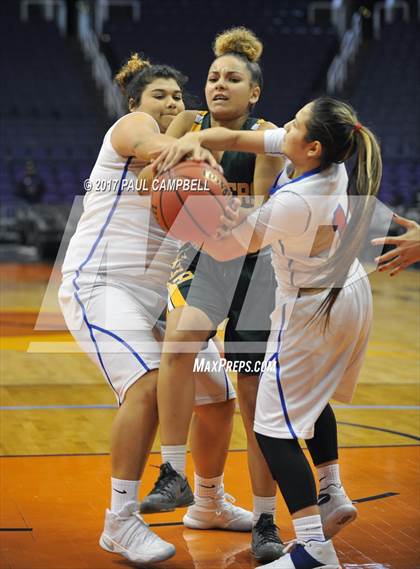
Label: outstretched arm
xmin=372 ymin=214 xmax=420 ymax=275
xmin=153 ymin=127 xmax=286 ymax=174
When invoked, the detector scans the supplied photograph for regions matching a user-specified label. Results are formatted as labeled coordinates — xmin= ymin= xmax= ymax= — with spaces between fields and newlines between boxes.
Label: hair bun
xmin=213 ymin=27 xmax=263 ymax=62
xmin=115 ymin=53 xmax=151 ymax=92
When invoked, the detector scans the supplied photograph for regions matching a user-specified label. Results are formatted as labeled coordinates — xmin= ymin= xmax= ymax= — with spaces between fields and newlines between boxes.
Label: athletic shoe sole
xmin=323 ymin=503 xmax=358 ymax=539
xmin=140 ymin=495 xmax=194 ymax=514
xmin=99 ymin=533 xmax=176 ymax=563
xmin=251 ymin=544 xmax=285 ymax=563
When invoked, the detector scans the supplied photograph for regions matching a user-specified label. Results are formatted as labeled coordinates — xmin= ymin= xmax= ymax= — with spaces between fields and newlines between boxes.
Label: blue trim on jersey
xmin=70 ymin=156 xmax=150 ymax=400
xmin=274 ymin=304 xmax=298 ymax=439
xmin=78 ymin=157 xmax=133 ymax=272
xmin=223 ymin=368 xmax=230 ymax=400
xmin=288 ymin=258 xmax=296 ymax=287
xmin=290 ymin=542 xmax=325 ymax=567
xmin=73 ymin=283 xmax=120 ymax=402
xmin=269 ymin=167 xmax=321 ymax=196
xmin=90 ymin=324 xmax=150 ymax=371
xmin=268 ymin=170 xmax=284 ymax=195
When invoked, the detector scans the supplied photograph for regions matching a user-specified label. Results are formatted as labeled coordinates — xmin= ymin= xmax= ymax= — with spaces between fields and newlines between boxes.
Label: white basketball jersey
xmin=234 ymin=128 xmax=358 ymax=295
xmin=62 ymin=112 xmax=179 ymax=299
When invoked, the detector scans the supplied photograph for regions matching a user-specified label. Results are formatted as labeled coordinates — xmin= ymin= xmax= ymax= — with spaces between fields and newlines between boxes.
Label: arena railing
xmin=20 ymin=0 xmax=67 ymax=35
xmin=308 ymin=0 xmax=347 ymax=37
xmin=94 ymin=0 xmax=141 ymax=35
xmin=327 ymin=12 xmax=362 ymax=94
xmin=373 ymin=1 xmax=410 ymax=39
xmin=78 ymin=2 xmax=125 ymax=119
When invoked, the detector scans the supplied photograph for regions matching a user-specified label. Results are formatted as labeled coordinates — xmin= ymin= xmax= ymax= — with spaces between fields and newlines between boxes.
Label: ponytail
xmin=305 ymin=97 xmax=382 ymax=329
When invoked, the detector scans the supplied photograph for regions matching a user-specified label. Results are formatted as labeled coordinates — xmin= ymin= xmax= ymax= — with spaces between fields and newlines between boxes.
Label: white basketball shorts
xmin=59 ymin=274 xmax=235 ymax=406
xmin=254 ymin=273 xmax=372 ymax=440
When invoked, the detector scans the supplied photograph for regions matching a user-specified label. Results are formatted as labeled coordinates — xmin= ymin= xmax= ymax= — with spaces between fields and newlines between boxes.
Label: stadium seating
xmin=0 ymin=0 xmax=110 ymax=207
xmin=347 ymin=21 xmax=419 ymax=211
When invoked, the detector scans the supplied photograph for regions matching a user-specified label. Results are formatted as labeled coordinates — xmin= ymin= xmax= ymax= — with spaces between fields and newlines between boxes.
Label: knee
xmin=196 ymin=399 xmax=235 ymax=425
xmin=124 ymin=373 xmax=157 ymax=407
xmin=163 ymin=328 xmax=209 ymax=364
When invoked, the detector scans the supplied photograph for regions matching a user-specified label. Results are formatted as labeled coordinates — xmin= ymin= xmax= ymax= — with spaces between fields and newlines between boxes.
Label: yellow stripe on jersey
xmin=168 ymin=282 xmax=187 ymax=308
xmin=251 ymin=118 xmax=266 ymax=130
xmin=190 ymin=111 xmax=208 ymax=132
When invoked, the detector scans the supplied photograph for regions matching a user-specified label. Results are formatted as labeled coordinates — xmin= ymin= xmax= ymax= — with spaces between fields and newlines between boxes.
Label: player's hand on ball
xmin=153 ymin=133 xmax=221 ymax=174
xmin=371 ymin=213 xmax=420 ymax=276
xmin=216 ymin=197 xmax=241 ymax=239
xmin=189 ymin=148 xmax=222 ymax=173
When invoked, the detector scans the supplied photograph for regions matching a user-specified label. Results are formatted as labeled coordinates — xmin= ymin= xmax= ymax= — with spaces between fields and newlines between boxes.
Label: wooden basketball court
xmin=1 ymin=263 xmax=419 ymax=569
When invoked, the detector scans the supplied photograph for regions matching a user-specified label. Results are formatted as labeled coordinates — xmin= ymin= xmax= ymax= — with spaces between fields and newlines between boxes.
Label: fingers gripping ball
xmin=151 ymin=161 xmax=231 ymax=243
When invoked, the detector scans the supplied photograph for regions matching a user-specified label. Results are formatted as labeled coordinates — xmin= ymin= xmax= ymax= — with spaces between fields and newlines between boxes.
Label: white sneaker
xmin=183 ymin=492 xmax=253 ymax=531
xmin=99 ymin=501 xmax=176 ymax=563
xmin=318 ymin=484 xmax=358 ymax=539
xmin=260 ymin=539 xmax=341 ymax=568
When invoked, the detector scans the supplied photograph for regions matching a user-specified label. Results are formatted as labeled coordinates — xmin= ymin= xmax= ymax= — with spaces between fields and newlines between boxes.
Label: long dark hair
xmin=305 ymin=97 xmax=382 ymax=329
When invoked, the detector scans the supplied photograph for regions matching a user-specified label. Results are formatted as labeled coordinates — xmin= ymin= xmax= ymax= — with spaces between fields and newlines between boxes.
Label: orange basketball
xmin=151 ymin=160 xmax=231 ymax=243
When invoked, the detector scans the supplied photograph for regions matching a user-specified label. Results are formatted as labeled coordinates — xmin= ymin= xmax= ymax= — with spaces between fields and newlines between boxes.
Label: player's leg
xmin=253 ymin=364 xmax=340 ymax=569
xmin=58 ymin=279 xmax=175 ymax=563
xmin=236 ymin=374 xmax=284 ymax=560
xmin=183 ymin=340 xmax=253 ymax=531
xmin=225 ymin=253 xmax=283 ymax=560
xmin=157 ymin=305 xmax=212 ymax=445
xmin=186 ymin=399 xmax=253 ymax=531
xmin=255 ymin=434 xmax=340 ymax=569
xmin=144 ymin=246 xmax=232 ymax=510
xmin=305 ymin=404 xmax=357 ymax=539
xmin=237 ymin=374 xmax=278 ymax=497
xmin=252 ymin=283 xmax=371 ymax=568
xmin=140 ymin=305 xmax=218 ymax=514
xmin=110 ymin=370 xmax=158 ymax=482
xmin=142 ymin=337 xmax=253 ymax=530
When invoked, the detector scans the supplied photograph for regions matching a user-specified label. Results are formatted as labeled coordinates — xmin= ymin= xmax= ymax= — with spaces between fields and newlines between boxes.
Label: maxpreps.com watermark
xmin=193 ymin=358 xmax=276 ymax=374
xmin=83 ymin=178 xmax=210 ymax=192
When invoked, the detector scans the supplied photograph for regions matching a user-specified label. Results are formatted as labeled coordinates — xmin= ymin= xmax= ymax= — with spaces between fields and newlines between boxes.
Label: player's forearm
xmin=133 ymin=133 xmax=175 ymax=161
xmin=196 ymin=127 xmax=239 ymax=151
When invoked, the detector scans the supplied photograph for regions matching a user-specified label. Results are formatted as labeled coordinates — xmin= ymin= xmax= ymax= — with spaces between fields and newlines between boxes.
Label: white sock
xmin=194 ymin=473 xmax=225 ymax=500
xmin=293 ymin=514 xmax=325 ymax=543
xmin=317 ymin=463 xmax=342 ymax=489
xmin=194 ymin=473 xmax=224 ymax=500
xmin=252 ymin=495 xmax=277 ymax=525
xmin=161 ymin=444 xmax=187 ymax=475
xmin=111 ymin=478 xmax=140 ymax=513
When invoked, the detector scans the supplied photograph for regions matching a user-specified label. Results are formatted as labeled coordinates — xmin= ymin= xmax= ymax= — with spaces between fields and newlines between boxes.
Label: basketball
xmin=151 ymin=160 xmax=232 ymax=242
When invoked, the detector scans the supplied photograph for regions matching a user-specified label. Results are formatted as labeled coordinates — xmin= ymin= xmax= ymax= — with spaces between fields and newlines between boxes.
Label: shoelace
xmin=150 ymin=465 xmax=179 ymax=498
xmin=255 ymin=517 xmax=282 ymax=545
xmin=215 ymin=492 xmax=235 ymax=507
xmin=214 ymin=493 xmax=236 ymax=515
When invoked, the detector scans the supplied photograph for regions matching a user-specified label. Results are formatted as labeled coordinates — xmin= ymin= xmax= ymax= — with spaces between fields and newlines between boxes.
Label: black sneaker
xmin=251 ymin=513 xmax=284 ymax=563
xmin=140 ymin=463 xmax=194 ymax=514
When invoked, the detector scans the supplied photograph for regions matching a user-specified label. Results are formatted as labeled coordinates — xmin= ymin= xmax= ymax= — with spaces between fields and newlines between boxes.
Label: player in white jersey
xmin=59 ymin=54 xmax=252 ymax=565
xmin=153 ymin=96 xmax=382 ymax=568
